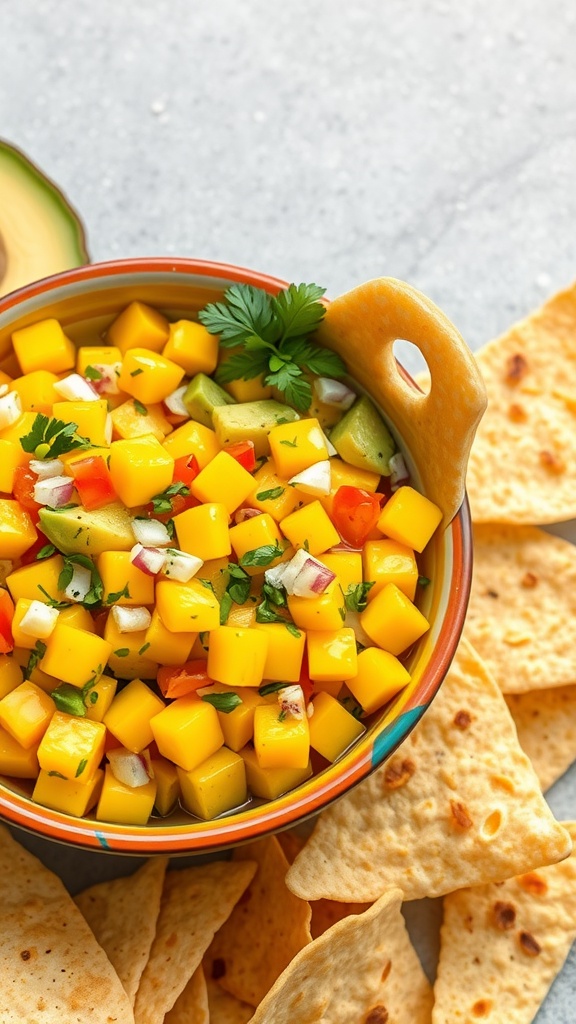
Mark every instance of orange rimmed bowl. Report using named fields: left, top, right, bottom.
left=0, top=258, right=475, bottom=854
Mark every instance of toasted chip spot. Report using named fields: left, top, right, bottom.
left=480, top=809, right=503, bottom=838
left=365, top=1006, right=389, bottom=1024
left=450, top=799, right=473, bottom=829
left=505, top=353, right=529, bottom=385
left=453, top=709, right=472, bottom=730
left=490, top=774, right=515, bottom=794
left=485, top=588, right=499, bottom=598
left=508, top=402, right=527, bottom=422
left=20, top=949, right=31, bottom=961
left=539, top=449, right=566, bottom=475
left=492, top=901, right=516, bottom=930
left=381, top=960, right=391, bottom=982
left=383, top=758, right=416, bottom=790
left=502, top=630, right=531, bottom=646
left=519, top=930, right=541, bottom=956
left=518, top=872, right=548, bottom=897
left=472, top=999, right=493, bottom=1017
left=521, top=571, right=538, bottom=588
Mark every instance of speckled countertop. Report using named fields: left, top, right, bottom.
left=1, top=1, right=576, bottom=1019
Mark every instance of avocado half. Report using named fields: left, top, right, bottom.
left=0, top=139, right=89, bottom=300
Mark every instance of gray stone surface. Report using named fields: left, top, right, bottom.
left=1, top=1, right=576, bottom=1019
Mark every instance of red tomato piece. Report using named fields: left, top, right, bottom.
left=0, top=589, right=15, bottom=654
left=69, top=455, right=117, bottom=511
left=331, top=486, right=384, bottom=548
left=157, top=659, right=211, bottom=699
left=173, top=454, right=200, bottom=487
left=224, top=440, right=256, bottom=473
left=12, top=465, right=42, bottom=515
left=18, top=530, right=53, bottom=566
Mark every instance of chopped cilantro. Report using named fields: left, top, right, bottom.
left=20, top=413, right=92, bottom=459
left=239, top=542, right=285, bottom=568
left=133, top=399, right=148, bottom=415
left=344, top=581, right=375, bottom=613
left=130, top=367, right=144, bottom=376
left=24, top=640, right=47, bottom=680
left=84, top=365, right=103, bottom=381
left=201, top=692, right=242, bottom=713
left=255, top=486, right=285, bottom=501
left=113, top=648, right=130, bottom=657
left=105, top=583, right=131, bottom=605
left=150, top=482, right=189, bottom=514
left=36, top=544, right=56, bottom=561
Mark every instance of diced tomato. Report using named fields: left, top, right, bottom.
left=12, top=465, right=42, bottom=515
left=331, top=486, right=384, bottom=548
left=0, top=589, right=15, bottom=654
left=144, top=490, right=201, bottom=523
left=69, top=455, right=117, bottom=511
left=18, top=530, right=52, bottom=566
left=173, top=454, right=200, bottom=487
left=157, top=659, right=212, bottom=699
left=223, top=440, right=256, bottom=473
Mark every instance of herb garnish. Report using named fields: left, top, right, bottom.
left=345, top=581, right=375, bottom=613
left=239, top=542, right=285, bottom=568
left=24, top=640, right=47, bottom=680
left=58, top=554, right=103, bottom=607
left=150, top=482, right=190, bottom=514
left=105, top=583, right=131, bottom=605
left=133, top=399, right=148, bottom=415
left=418, top=575, right=431, bottom=587
left=37, top=585, right=71, bottom=609
left=20, top=413, right=92, bottom=460
left=255, top=486, right=285, bottom=502
left=84, top=365, right=103, bottom=381
left=36, top=544, right=57, bottom=561
left=201, top=692, right=242, bottom=713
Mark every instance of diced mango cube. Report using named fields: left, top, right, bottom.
left=0, top=680, right=54, bottom=748
left=11, top=598, right=53, bottom=650
left=103, top=678, right=165, bottom=752
left=254, top=622, right=306, bottom=683
left=0, top=655, right=22, bottom=699
left=253, top=703, right=310, bottom=769
left=150, top=755, right=180, bottom=816
left=107, top=301, right=169, bottom=355
left=156, top=579, right=220, bottom=633
left=376, top=486, right=442, bottom=553
left=229, top=514, right=285, bottom=576
left=287, top=581, right=346, bottom=632
left=144, top=610, right=196, bottom=666
left=280, top=500, right=340, bottom=556
left=33, top=767, right=104, bottom=816
left=207, top=626, right=269, bottom=688
left=320, top=551, right=363, bottom=594
left=178, top=746, right=247, bottom=819
left=307, top=628, right=357, bottom=682
left=58, top=605, right=97, bottom=633
left=191, top=451, right=255, bottom=514
left=268, top=418, right=328, bottom=477
left=6, top=554, right=67, bottom=606
left=210, top=684, right=266, bottom=751
left=76, top=345, right=122, bottom=374
left=52, top=399, right=109, bottom=447
left=41, top=624, right=112, bottom=688
left=103, top=615, right=157, bottom=680
left=226, top=601, right=257, bottom=628
left=363, top=539, right=419, bottom=601
left=0, top=500, right=38, bottom=559
left=9, top=370, right=58, bottom=413
left=0, top=725, right=39, bottom=777
left=360, top=583, right=430, bottom=656
left=109, top=435, right=174, bottom=507
left=11, top=647, right=59, bottom=693
left=224, top=372, right=272, bottom=403
left=347, top=647, right=411, bottom=714
left=96, top=763, right=157, bottom=824
left=246, top=459, right=303, bottom=521
left=0, top=439, right=30, bottom=492
left=241, top=743, right=312, bottom=800
left=150, top=696, right=224, bottom=771
left=11, top=318, right=76, bottom=375
left=162, top=419, right=220, bottom=467
left=174, top=502, right=231, bottom=560
left=37, top=711, right=106, bottom=782
left=97, top=550, right=155, bottom=606
left=118, top=348, right=185, bottom=405
left=163, top=320, right=219, bottom=376
left=0, top=411, right=38, bottom=452
left=111, top=399, right=172, bottom=441
left=308, top=691, right=365, bottom=762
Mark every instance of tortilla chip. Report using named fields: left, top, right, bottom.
left=164, top=966, right=209, bottom=1024
left=505, top=684, right=576, bottom=792
left=248, top=888, right=433, bottom=1024
left=433, top=822, right=576, bottom=1023
left=466, top=280, right=576, bottom=523
left=317, top=277, right=487, bottom=525
left=133, top=860, right=256, bottom=1024
left=206, top=835, right=312, bottom=1007
left=0, top=823, right=135, bottom=1023
left=286, top=639, right=572, bottom=903
left=310, top=898, right=373, bottom=940
left=74, top=856, right=167, bottom=1006
left=205, top=976, right=254, bottom=1024
left=464, top=524, right=576, bottom=693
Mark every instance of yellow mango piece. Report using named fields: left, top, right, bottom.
left=174, top=502, right=231, bottom=561
left=103, top=678, right=165, bottom=752
left=307, top=628, right=357, bottom=682
left=84, top=674, right=117, bottom=723
left=33, top=766, right=104, bottom=816
left=287, top=581, right=346, bottom=632
left=37, top=711, right=106, bottom=782
left=40, top=624, right=113, bottom=688
left=226, top=601, right=257, bottom=628
left=150, top=696, right=224, bottom=771
left=0, top=439, right=29, bottom=492
left=268, top=418, right=328, bottom=478
left=376, top=485, right=442, bottom=553
left=0, top=655, right=23, bottom=699
left=0, top=500, right=37, bottom=559
left=363, top=538, right=419, bottom=601
left=241, top=743, right=312, bottom=800
left=178, top=746, right=247, bottom=820
left=229, top=514, right=285, bottom=576
left=207, top=626, right=269, bottom=688
left=320, top=551, right=363, bottom=594
left=107, top=301, right=169, bottom=355
left=191, top=451, right=255, bottom=514
left=9, top=370, right=58, bottom=413
left=118, top=348, right=185, bottom=405
left=194, top=556, right=229, bottom=600
left=224, top=372, right=272, bottom=403
left=347, top=647, right=411, bottom=714
left=11, top=318, right=76, bottom=375
left=163, top=320, right=219, bottom=376
left=11, top=647, right=59, bottom=694
left=254, top=622, right=306, bottom=683
left=58, top=605, right=97, bottom=632
left=104, top=611, right=158, bottom=680
left=111, top=399, right=172, bottom=441
left=150, top=754, right=180, bottom=816
left=97, top=550, right=155, bottom=606
left=144, top=610, right=196, bottom=666
left=76, top=345, right=122, bottom=374
left=280, top=500, right=340, bottom=556
left=0, top=725, right=39, bottom=777
left=52, top=398, right=109, bottom=447
left=360, top=583, right=430, bottom=656
left=247, top=459, right=303, bottom=521
left=0, top=411, right=37, bottom=453
left=162, top=419, right=220, bottom=467
left=155, top=579, right=220, bottom=633
left=96, top=763, right=157, bottom=825
left=253, top=703, right=310, bottom=769
left=308, top=690, right=365, bottom=763
left=210, top=684, right=266, bottom=751
left=6, top=554, right=67, bottom=606
left=109, top=435, right=174, bottom=507
left=320, top=459, right=381, bottom=517
left=0, top=680, right=54, bottom=748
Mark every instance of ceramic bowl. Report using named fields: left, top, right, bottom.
left=0, top=258, right=473, bottom=853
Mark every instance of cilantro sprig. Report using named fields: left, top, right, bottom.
left=20, top=413, right=92, bottom=460
left=58, top=554, right=103, bottom=607
left=150, top=482, right=190, bottom=514
left=199, top=282, right=346, bottom=412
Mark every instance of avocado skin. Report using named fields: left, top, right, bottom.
left=212, top=400, right=299, bottom=458
left=38, top=503, right=135, bottom=556
left=329, top=396, right=396, bottom=476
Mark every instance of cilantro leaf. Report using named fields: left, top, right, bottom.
left=345, top=581, right=375, bottom=613
left=271, top=283, right=326, bottom=342
left=255, top=486, right=284, bottom=501
left=239, top=543, right=285, bottom=568
left=215, top=348, right=270, bottom=385
left=219, top=591, right=233, bottom=625
left=105, top=583, right=131, bottom=604
left=58, top=554, right=103, bottom=607
left=51, top=683, right=87, bottom=717
left=84, top=365, right=103, bottom=381
left=24, top=640, right=47, bottom=680
left=150, top=482, right=190, bottom=514
left=198, top=284, right=274, bottom=347
left=36, top=544, right=56, bottom=561
left=201, top=691, right=243, bottom=713
left=20, top=413, right=91, bottom=459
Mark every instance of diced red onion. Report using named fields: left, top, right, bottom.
left=313, top=376, right=356, bottom=410
left=111, top=605, right=152, bottom=632
left=289, top=460, right=331, bottom=496
left=131, top=518, right=172, bottom=547
left=19, top=600, right=60, bottom=639
left=0, top=391, right=22, bottom=429
left=53, top=373, right=100, bottom=402
left=29, top=458, right=65, bottom=480
left=291, top=557, right=336, bottom=597
left=389, top=452, right=410, bottom=490
left=33, top=475, right=74, bottom=508
left=130, top=543, right=167, bottom=576
left=234, top=507, right=263, bottom=525
left=162, top=548, right=204, bottom=583
left=65, top=564, right=93, bottom=603
left=86, top=363, right=121, bottom=396
left=164, top=384, right=188, bottom=416
left=277, top=684, right=306, bottom=720
left=107, top=748, right=153, bottom=788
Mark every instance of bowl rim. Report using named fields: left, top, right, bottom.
left=0, top=257, right=473, bottom=854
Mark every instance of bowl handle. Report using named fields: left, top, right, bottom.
left=317, top=277, right=487, bottom=525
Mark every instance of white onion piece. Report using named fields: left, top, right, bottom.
left=264, top=561, right=291, bottom=589
left=18, top=600, right=59, bottom=639
left=234, top=507, right=263, bottom=525
left=33, top=475, right=74, bottom=508
left=65, top=564, right=93, bottom=603
left=277, top=684, right=305, bottom=720
left=322, top=430, right=337, bottom=457
left=29, top=458, right=65, bottom=480
left=313, top=376, right=356, bottom=410
left=289, top=459, right=331, bottom=497
left=0, top=391, right=22, bottom=429
left=107, top=748, right=153, bottom=788
left=86, top=363, right=121, bottom=395
left=53, top=373, right=100, bottom=402
left=130, top=543, right=167, bottom=576
left=164, top=384, right=188, bottom=416
left=291, top=557, right=336, bottom=597
left=131, top=518, right=172, bottom=547
left=111, top=605, right=152, bottom=633
left=162, top=548, right=203, bottom=582
left=389, top=451, right=410, bottom=490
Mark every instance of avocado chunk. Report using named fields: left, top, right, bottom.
left=183, top=373, right=236, bottom=429
left=0, top=141, right=88, bottom=300
left=213, top=400, right=300, bottom=458
left=39, top=503, right=135, bottom=556
left=329, top=395, right=396, bottom=476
